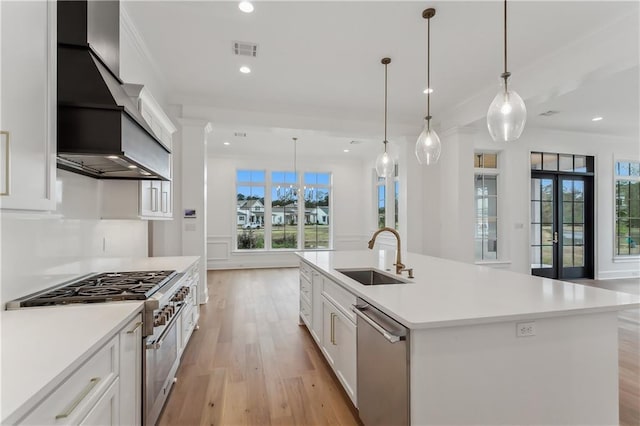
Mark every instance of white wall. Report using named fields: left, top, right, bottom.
left=206, top=153, right=368, bottom=269
left=0, top=170, right=148, bottom=305
left=410, top=125, right=640, bottom=279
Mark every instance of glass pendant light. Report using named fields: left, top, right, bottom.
left=375, top=58, right=395, bottom=178
left=415, top=8, right=441, bottom=166
left=487, top=0, right=526, bottom=142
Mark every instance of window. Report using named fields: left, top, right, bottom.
left=615, top=160, right=640, bottom=256
left=271, top=171, right=298, bottom=249
left=303, top=172, right=331, bottom=249
left=235, top=169, right=332, bottom=251
left=475, top=153, right=499, bottom=261
left=236, top=170, right=265, bottom=249
left=394, top=164, right=399, bottom=230
left=376, top=176, right=386, bottom=228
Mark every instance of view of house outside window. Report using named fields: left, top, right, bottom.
left=236, top=169, right=332, bottom=251
left=474, top=153, right=499, bottom=261
left=615, top=160, right=640, bottom=256
left=271, top=171, right=298, bottom=249
left=236, top=170, right=266, bottom=249
left=303, top=172, right=331, bottom=249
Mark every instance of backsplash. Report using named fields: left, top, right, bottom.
left=0, top=171, right=148, bottom=305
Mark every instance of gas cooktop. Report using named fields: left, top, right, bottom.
left=7, top=270, right=178, bottom=308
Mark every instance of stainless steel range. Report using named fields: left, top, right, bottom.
left=6, top=269, right=194, bottom=426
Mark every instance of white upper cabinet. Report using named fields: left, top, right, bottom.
left=0, top=0, right=56, bottom=211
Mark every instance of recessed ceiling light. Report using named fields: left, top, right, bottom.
left=591, top=116, right=603, bottom=122
left=239, top=66, right=251, bottom=74
left=423, top=87, right=434, bottom=94
left=238, top=1, right=254, bottom=13
left=343, top=149, right=350, bottom=153
left=128, top=165, right=137, bottom=169
left=223, top=141, right=230, bottom=146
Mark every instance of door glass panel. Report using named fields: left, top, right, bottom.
left=531, top=224, right=541, bottom=245
left=541, top=246, right=553, bottom=268
left=541, top=179, right=553, bottom=201
left=562, top=180, right=573, bottom=201
left=574, top=156, right=587, bottom=172
left=574, top=246, right=584, bottom=267
left=541, top=202, right=553, bottom=223
left=563, top=245, right=573, bottom=267
left=563, top=225, right=574, bottom=245
left=531, top=201, right=541, bottom=222
left=542, top=225, right=553, bottom=244
left=531, top=247, right=541, bottom=268
left=562, top=202, right=573, bottom=223
left=574, top=224, right=584, bottom=245
left=573, top=181, right=584, bottom=201
left=574, top=202, right=584, bottom=223
left=531, top=178, right=541, bottom=199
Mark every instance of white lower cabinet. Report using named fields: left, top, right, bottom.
left=16, top=313, right=142, bottom=425
left=322, top=296, right=357, bottom=406
left=119, top=315, right=143, bottom=426
left=299, top=260, right=357, bottom=408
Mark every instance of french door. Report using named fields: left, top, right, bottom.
left=530, top=173, right=594, bottom=279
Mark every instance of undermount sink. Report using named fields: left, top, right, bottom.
left=336, top=268, right=408, bottom=286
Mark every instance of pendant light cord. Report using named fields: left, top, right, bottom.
left=293, top=137, right=297, bottom=191
left=384, top=61, right=388, bottom=152
left=426, top=13, right=431, bottom=130
left=503, top=0, right=509, bottom=92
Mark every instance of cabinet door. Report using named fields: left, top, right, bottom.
left=322, top=300, right=339, bottom=368
left=139, top=181, right=162, bottom=217
left=334, top=309, right=357, bottom=405
left=311, top=272, right=323, bottom=344
left=160, top=181, right=172, bottom=216
left=79, top=379, right=120, bottom=426
left=0, top=0, right=56, bottom=211
left=119, top=315, right=142, bottom=426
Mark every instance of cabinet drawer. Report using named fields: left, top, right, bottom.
left=20, top=336, right=119, bottom=425
left=322, top=278, right=356, bottom=324
left=300, top=276, right=312, bottom=304
left=300, top=298, right=312, bottom=328
left=299, top=261, right=313, bottom=281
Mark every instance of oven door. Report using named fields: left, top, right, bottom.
left=145, top=307, right=182, bottom=426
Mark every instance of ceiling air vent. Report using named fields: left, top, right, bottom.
left=234, top=132, right=247, bottom=137
left=232, top=41, right=258, bottom=58
left=539, top=110, right=560, bottom=117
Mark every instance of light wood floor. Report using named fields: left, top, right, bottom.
left=158, top=268, right=359, bottom=426
left=159, top=270, right=640, bottom=426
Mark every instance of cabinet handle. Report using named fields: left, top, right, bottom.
left=330, top=313, right=336, bottom=345
left=151, top=187, right=159, bottom=212
left=161, top=191, right=169, bottom=213
left=126, top=321, right=143, bottom=334
left=0, top=131, right=10, bottom=196
left=55, top=377, right=101, bottom=419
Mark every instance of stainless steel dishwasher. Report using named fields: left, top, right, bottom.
left=352, top=298, right=409, bottom=426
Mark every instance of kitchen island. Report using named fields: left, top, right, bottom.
left=297, top=250, right=640, bottom=425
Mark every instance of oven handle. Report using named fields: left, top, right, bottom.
left=146, top=304, right=183, bottom=350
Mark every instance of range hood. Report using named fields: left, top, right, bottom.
left=57, top=0, right=171, bottom=180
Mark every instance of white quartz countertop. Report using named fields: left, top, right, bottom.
left=1, top=302, right=144, bottom=423
left=297, top=250, right=640, bottom=329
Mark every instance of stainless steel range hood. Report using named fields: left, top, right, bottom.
left=57, top=0, right=171, bottom=180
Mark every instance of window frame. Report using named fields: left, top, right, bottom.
left=234, top=168, right=333, bottom=252
left=474, top=152, right=500, bottom=262
left=614, top=158, right=640, bottom=258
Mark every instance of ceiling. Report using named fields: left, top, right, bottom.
left=123, top=1, right=639, bottom=157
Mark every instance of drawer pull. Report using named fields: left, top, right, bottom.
left=55, top=377, right=100, bottom=419
left=0, top=130, right=9, bottom=196
left=126, top=321, right=143, bottom=334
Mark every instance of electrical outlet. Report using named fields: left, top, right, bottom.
left=516, top=321, right=536, bottom=337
